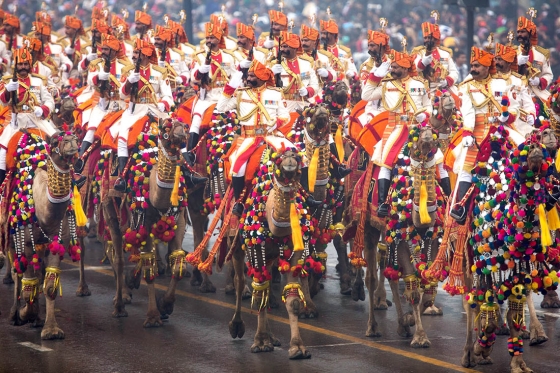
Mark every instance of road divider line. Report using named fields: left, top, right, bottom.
left=18, top=342, right=53, bottom=352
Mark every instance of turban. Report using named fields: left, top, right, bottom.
left=91, top=19, right=110, bottom=34
left=300, top=25, right=319, bottom=41
left=92, top=6, right=109, bottom=22
left=495, top=42, right=518, bottom=72
left=421, top=22, right=441, bottom=40
left=471, top=46, right=496, bottom=74
left=13, top=47, right=32, bottom=64
left=210, top=14, right=229, bottom=36
left=279, top=31, right=302, bottom=51
left=135, top=39, right=158, bottom=64
left=236, top=22, right=255, bottom=41
left=35, top=11, right=51, bottom=25
left=269, top=10, right=287, bottom=26
left=250, top=60, right=274, bottom=86
left=135, top=10, right=152, bottom=28
left=101, top=33, right=121, bottom=51
left=320, top=20, right=338, bottom=34
left=65, top=16, right=85, bottom=35
left=24, top=37, right=42, bottom=52
left=155, top=25, right=175, bottom=47
left=0, top=10, right=4, bottom=20
left=517, top=16, right=538, bottom=46
left=32, top=21, right=51, bottom=36
left=368, top=30, right=390, bottom=53
left=168, top=20, right=188, bottom=44
left=389, top=50, right=417, bottom=76
left=111, top=16, right=131, bottom=40
left=205, top=22, right=226, bottom=49
left=4, top=14, right=20, bottom=34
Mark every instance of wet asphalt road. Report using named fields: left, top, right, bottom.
left=0, top=227, right=559, bottom=373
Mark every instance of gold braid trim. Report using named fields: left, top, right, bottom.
left=282, top=282, right=306, bottom=307
left=44, top=267, right=62, bottom=298
left=47, top=158, right=72, bottom=199
left=140, top=251, right=157, bottom=282
left=304, top=136, right=330, bottom=183
left=251, top=280, right=270, bottom=311
left=21, top=277, right=40, bottom=304
left=157, top=146, right=178, bottom=184
left=169, top=250, right=186, bottom=279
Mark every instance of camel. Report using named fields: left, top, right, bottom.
left=6, top=131, right=81, bottom=339
left=229, top=147, right=312, bottom=359
left=102, top=117, right=189, bottom=326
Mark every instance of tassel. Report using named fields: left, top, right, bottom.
left=419, top=180, right=431, bottom=224
left=308, top=148, right=319, bottom=193
left=547, top=206, right=560, bottom=231
left=73, top=185, right=87, bottom=227
left=556, top=151, right=560, bottom=173
left=335, top=125, right=344, bottom=162
left=290, top=203, right=304, bottom=251
left=538, top=203, right=552, bottom=247
left=170, top=165, right=181, bottom=206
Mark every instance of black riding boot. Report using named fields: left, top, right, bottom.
left=113, top=157, right=129, bottom=192
left=232, top=176, right=246, bottom=217
left=450, top=181, right=472, bottom=225
left=181, top=151, right=208, bottom=188
left=185, top=132, right=200, bottom=166
left=74, top=140, right=92, bottom=173
left=0, top=169, right=6, bottom=186
left=300, top=167, right=323, bottom=207
left=377, top=178, right=391, bottom=217
left=439, top=177, right=452, bottom=197
left=330, top=155, right=352, bottom=179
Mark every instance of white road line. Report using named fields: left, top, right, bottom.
left=381, top=336, right=455, bottom=343
left=307, top=342, right=360, bottom=348
left=18, top=342, right=53, bottom=352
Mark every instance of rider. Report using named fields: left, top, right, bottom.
left=232, top=21, right=267, bottom=73
left=60, top=15, right=87, bottom=73
left=319, top=17, right=358, bottom=83
left=27, top=37, right=59, bottom=97
left=153, top=25, right=190, bottom=88
left=32, top=21, right=73, bottom=87
left=300, top=24, right=335, bottom=90
left=258, top=9, right=288, bottom=53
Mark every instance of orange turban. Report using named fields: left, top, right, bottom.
left=4, top=14, right=20, bottom=34
left=471, top=46, right=496, bottom=74
left=35, top=11, right=51, bottom=25
left=210, top=14, right=229, bottom=36
left=368, top=30, right=391, bottom=53
left=135, top=10, right=152, bottom=28
left=32, top=21, right=51, bottom=36
left=300, top=25, right=319, bottom=41
left=65, top=16, right=85, bottom=35
left=155, top=25, right=175, bottom=47
left=421, top=22, right=441, bottom=40
left=390, top=50, right=416, bottom=69
left=92, top=19, right=110, bottom=34
left=250, top=60, right=274, bottom=86
left=279, top=31, right=301, bottom=50
left=236, top=22, right=255, bottom=41
left=135, top=39, right=158, bottom=64
left=13, top=47, right=32, bottom=64
left=517, top=16, right=538, bottom=46
left=25, top=37, right=42, bottom=52
left=0, top=10, right=5, bottom=20
left=92, top=6, right=109, bottom=22
left=168, top=20, right=188, bottom=44
left=111, top=15, right=130, bottom=40
left=269, top=10, right=287, bottom=26
left=205, top=21, right=226, bottom=49
left=320, top=19, right=339, bottom=34
left=495, top=42, right=518, bottom=72
left=101, top=33, right=121, bottom=51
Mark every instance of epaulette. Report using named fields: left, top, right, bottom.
left=267, top=86, right=284, bottom=92
left=42, top=58, right=58, bottom=73
left=124, top=40, right=135, bottom=47
left=511, top=71, right=526, bottom=80
left=360, top=58, right=374, bottom=72
left=439, top=46, right=454, bottom=57
left=222, top=49, right=236, bottom=59
left=458, top=77, right=473, bottom=87
left=121, top=64, right=135, bottom=75
left=534, top=45, right=550, bottom=60
left=318, top=49, right=334, bottom=59
left=2, top=76, right=12, bottom=82
left=411, top=46, right=426, bottom=55
left=226, top=35, right=238, bottom=43
left=31, top=73, right=47, bottom=85
left=57, top=38, right=69, bottom=48
left=195, top=50, right=207, bottom=57
left=258, top=32, right=270, bottom=40
left=80, top=41, right=92, bottom=53
left=88, top=58, right=104, bottom=67
left=118, top=58, right=133, bottom=66
left=338, top=44, right=352, bottom=55
left=255, top=47, right=270, bottom=55
left=171, top=47, right=186, bottom=58
left=299, top=54, right=314, bottom=64
left=152, top=64, right=168, bottom=77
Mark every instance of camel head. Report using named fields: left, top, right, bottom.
left=174, top=85, right=197, bottom=106
left=515, top=135, right=552, bottom=181
left=349, top=77, right=362, bottom=106
left=410, top=124, right=438, bottom=161
left=322, top=80, right=349, bottom=115
left=303, top=105, right=330, bottom=143
left=273, top=147, right=303, bottom=186
left=49, top=130, right=79, bottom=169
left=52, top=97, right=77, bottom=130
left=430, top=91, right=457, bottom=135
left=538, top=126, right=558, bottom=155
left=526, top=144, right=544, bottom=176
left=159, top=117, right=187, bottom=155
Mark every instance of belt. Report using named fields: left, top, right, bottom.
left=136, top=97, right=156, bottom=104
left=15, top=104, right=35, bottom=113
left=242, top=127, right=266, bottom=136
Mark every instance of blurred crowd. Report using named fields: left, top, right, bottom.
left=8, top=0, right=560, bottom=79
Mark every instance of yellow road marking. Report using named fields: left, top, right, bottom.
left=64, top=261, right=477, bottom=372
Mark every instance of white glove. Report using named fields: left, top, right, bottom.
left=271, top=64, right=284, bottom=75
left=158, top=61, right=166, bottom=68
left=527, top=114, right=535, bottom=125
left=463, top=135, right=474, bottom=147
left=415, top=113, right=427, bottom=123
left=299, top=87, right=309, bottom=97
left=175, top=76, right=184, bottom=84
left=263, top=39, right=275, bottom=49
left=374, top=61, right=391, bottom=78
left=239, top=59, right=252, bottom=69
left=421, top=54, right=433, bottom=66
left=86, top=53, right=98, bottom=61
left=228, top=71, right=244, bottom=89
left=34, top=107, right=43, bottom=118
left=5, top=50, right=12, bottom=59
left=198, top=64, right=211, bottom=74
left=529, top=77, right=540, bottom=86
left=346, top=70, right=356, bottom=79
left=317, top=68, right=329, bottom=78
left=498, top=114, right=509, bottom=123
left=65, top=47, right=75, bottom=55
left=517, top=55, right=529, bottom=66
left=439, top=79, right=448, bottom=88
left=157, top=102, right=166, bottom=112
left=98, top=71, right=110, bottom=81
left=5, top=80, right=18, bottom=92
left=127, top=72, right=141, bottom=84
left=60, top=64, right=68, bottom=72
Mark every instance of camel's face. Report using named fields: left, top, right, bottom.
left=540, top=128, right=558, bottom=154
left=527, top=145, right=544, bottom=175
left=160, top=119, right=187, bottom=150
left=417, top=126, right=436, bottom=157
left=52, top=133, right=79, bottom=161
left=307, top=106, right=330, bottom=140
left=53, top=97, right=76, bottom=128
left=440, top=92, right=455, bottom=112
left=332, top=81, right=349, bottom=108
left=277, top=150, right=300, bottom=182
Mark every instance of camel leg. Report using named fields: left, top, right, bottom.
left=141, top=244, right=163, bottom=328
left=364, top=226, right=381, bottom=337
left=41, top=253, right=64, bottom=339
left=285, top=253, right=310, bottom=360
left=104, top=200, right=127, bottom=317
left=409, top=292, right=430, bottom=348
left=298, top=271, right=318, bottom=319
left=75, top=235, right=91, bottom=296
left=106, top=239, right=133, bottom=304
left=189, top=206, right=208, bottom=288
left=373, top=236, right=391, bottom=310
left=472, top=304, right=496, bottom=365
left=334, top=234, right=351, bottom=295
left=251, top=261, right=276, bottom=353
left=197, top=247, right=217, bottom=293
left=540, top=289, right=560, bottom=308
left=224, top=260, right=235, bottom=294
left=508, top=300, right=534, bottom=373
left=228, top=246, right=246, bottom=339
left=3, top=253, right=14, bottom=284
left=526, top=292, right=548, bottom=345
left=389, top=279, right=413, bottom=337
left=461, top=292, right=477, bottom=368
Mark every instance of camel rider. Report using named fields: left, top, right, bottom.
left=269, top=31, right=319, bottom=113
left=167, top=19, right=197, bottom=70
left=232, top=22, right=267, bottom=74
left=75, top=34, right=132, bottom=167
left=2, top=13, right=24, bottom=52
left=300, top=24, right=335, bottom=89
left=412, top=15, right=459, bottom=94
left=27, top=37, right=59, bottom=97
left=0, top=11, right=11, bottom=72
left=516, top=13, right=554, bottom=108
left=0, top=48, right=57, bottom=185
left=153, top=25, right=190, bottom=88
left=111, top=15, right=134, bottom=60
left=59, top=15, right=87, bottom=73
left=258, top=9, right=288, bottom=54
left=216, top=61, right=320, bottom=216
left=319, top=16, right=358, bottom=83
left=112, top=40, right=206, bottom=192
left=199, top=14, right=238, bottom=51
left=133, top=10, right=153, bottom=43
left=494, top=41, right=536, bottom=138
left=361, top=48, right=444, bottom=217
left=32, top=21, right=73, bottom=87
left=186, top=20, right=236, bottom=162
left=449, top=47, right=524, bottom=224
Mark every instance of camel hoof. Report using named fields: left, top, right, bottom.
left=411, top=335, right=431, bottom=348
left=299, top=307, right=318, bottom=319
left=373, top=297, right=389, bottom=310
left=476, top=357, right=493, bottom=365
left=365, top=326, right=382, bottom=338
left=3, top=275, right=14, bottom=284
left=41, top=326, right=65, bottom=340
left=224, top=284, right=235, bottom=295
left=271, top=336, right=281, bottom=346
left=288, top=347, right=311, bottom=360
left=241, top=286, right=252, bottom=300
left=157, top=294, right=175, bottom=318
left=199, top=280, right=216, bottom=293
left=351, top=279, right=365, bottom=302
left=495, top=324, right=510, bottom=335
left=143, top=316, right=163, bottom=328
left=122, top=292, right=132, bottom=304
left=31, top=318, right=45, bottom=328
left=228, top=320, right=245, bottom=339
left=125, top=270, right=141, bottom=290
left=112, top=309, right=128, bottom=318
left=340, top=280, right=352, bottom=296
left=529, top=335, right=548, bottom=346
left=520, top=329, right=530, bottom=340
left=423, top=305, right=443, bottom=316
left=251, top=343, right=274, bottom=353
left=462, top=348, right=477, bottom=368
left=540, top=298, right=560, bottom=308
left=75, top=285, right=91, bottom=297
left=190, top=269, right=203, bottom=287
